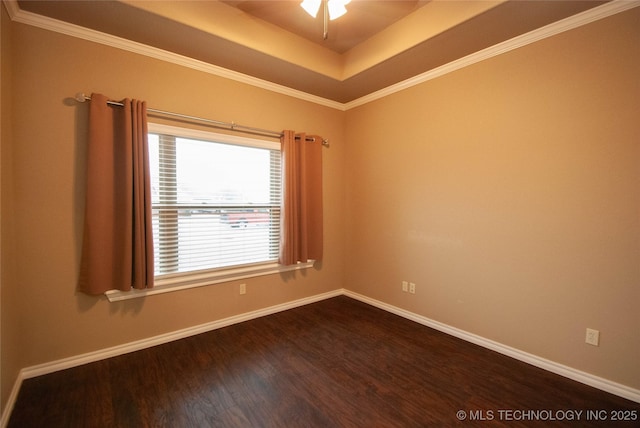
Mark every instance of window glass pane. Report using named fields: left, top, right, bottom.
left=149, top=131, right=281, bottom=276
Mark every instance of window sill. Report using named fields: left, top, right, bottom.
left=104, top=261, right=315, bottom=302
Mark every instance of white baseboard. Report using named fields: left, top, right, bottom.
left=3, top=288, right=638, bottom=427
left=23, top=289, right=343, bottom=380
left=343, top=290, right=640, bottom=404
left=0, top=289, right=342, bottom=427
left=0, top=376, right=22, bottom=428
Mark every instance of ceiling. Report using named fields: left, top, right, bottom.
left=16, top=0, right=609, bottom=104
left=220, top=0, right=431, bottom=54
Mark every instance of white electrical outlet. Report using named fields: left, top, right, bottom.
left=409, top=282, right=416, bottom=294
left=239, top=283, right=246, bottom=295
left=402, top=281, right=408, bottom=292
left=585, top=328, right=599, bottom=346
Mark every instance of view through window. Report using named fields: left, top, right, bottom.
left=148, top=125, right=281, bottom=277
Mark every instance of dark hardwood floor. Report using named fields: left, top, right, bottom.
left=9, top=296, right=640, bottom=427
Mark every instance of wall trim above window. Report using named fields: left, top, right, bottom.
left=105, top=260, right=315, bottom=302
left=148, top=123, right=280, bottom=150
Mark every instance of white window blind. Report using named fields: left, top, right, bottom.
left=148, top=124, right=281, bottom=277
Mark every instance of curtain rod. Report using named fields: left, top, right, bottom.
left=74, top=93, right=329, bottom=147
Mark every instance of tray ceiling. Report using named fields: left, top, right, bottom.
left=220, top=0, right=431, bottom=54
left=16, top=0, right=609, bottom=104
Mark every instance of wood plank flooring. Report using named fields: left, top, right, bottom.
left=8, top=296, right=640, bottom=427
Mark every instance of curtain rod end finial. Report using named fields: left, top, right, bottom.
left=75, top=92, right=88, bottom=103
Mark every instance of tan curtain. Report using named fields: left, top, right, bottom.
left=78, top=93, right=154, bottom=295
left=280, top=130, right=323, bottom=265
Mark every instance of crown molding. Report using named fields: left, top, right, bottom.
left=3, top=0, right=346, bottom=111
left=345, top=0, right=640, bottom=110
left=4, top=0, right=639, bottom=111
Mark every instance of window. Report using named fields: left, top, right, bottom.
left=148, top=124, right=281, bottom=279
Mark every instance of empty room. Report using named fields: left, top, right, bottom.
left=1, top=0, right=639, bottom=426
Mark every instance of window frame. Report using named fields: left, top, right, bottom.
left=105, top=123, right=314, bottom=302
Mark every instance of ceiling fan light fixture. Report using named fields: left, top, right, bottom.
left=301, top=0, right=350, bottom=20
left=301, top=0, right=351, bottom=40
left=301, top=0, right=322, bottom=18
left=328, top=0, right=350, bottom=20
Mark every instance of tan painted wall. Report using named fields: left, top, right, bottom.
left=2, top=3, right=639, bottom=413
left=1, top=4, right=20, bottom=412
left=345, top=8, right=640, bottom=389
left=2, top=18, right=345, bottom=408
